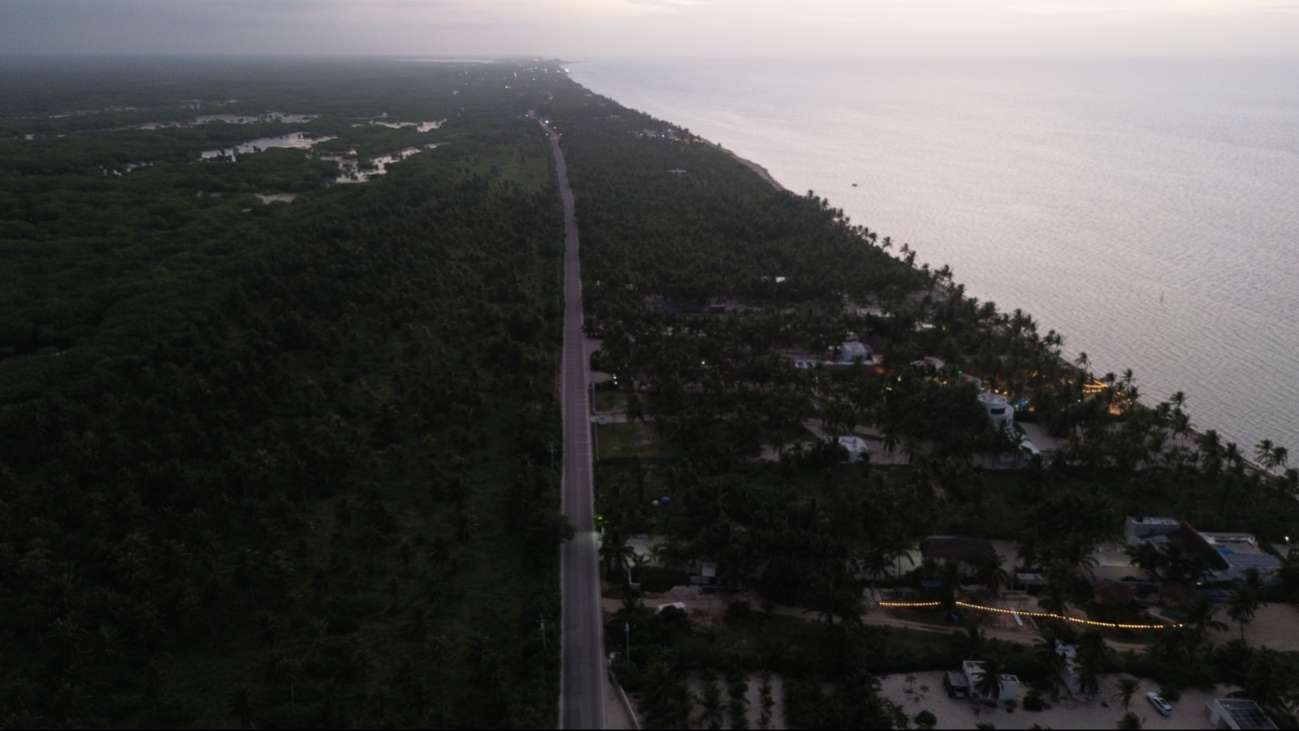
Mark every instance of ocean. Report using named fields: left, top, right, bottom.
left=567, top=58, right=1299, bottom=458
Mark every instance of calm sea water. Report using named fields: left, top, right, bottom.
left=567, top=59, right=1299, bottom=457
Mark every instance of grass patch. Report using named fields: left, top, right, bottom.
left=594, top=388, right=625, bottom=413
left=596, top=421, right=678, bottom=460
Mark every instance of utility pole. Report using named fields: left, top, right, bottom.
left=590, top=379, right=599, bottom=460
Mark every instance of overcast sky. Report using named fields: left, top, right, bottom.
left=2, top=0, right=1297, bottom=58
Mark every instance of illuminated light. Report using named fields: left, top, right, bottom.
left=876, top=600, right=1180, bottom=630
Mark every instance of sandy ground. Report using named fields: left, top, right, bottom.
left=682, top=673, right=788, bottom=730
left=1206, top=602, right=1299, bottom=651
left=879, top=671, right=1230, bottom=730
left=606, top=674, right=638, bottom=730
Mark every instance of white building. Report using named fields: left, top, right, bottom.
left=831, top=436, right=869, bottom=463
left=1054, top=642, right=1087, bottom=698
left=978, top=392, right=1015, bottom=430
left=951, top=660, right=1019, bottom=702
left=1124, top=516, right=1181, bottom=545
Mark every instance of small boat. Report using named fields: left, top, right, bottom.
left=852, top=183, right=858, bottom=187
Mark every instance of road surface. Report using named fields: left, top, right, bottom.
left=543, top=118, right=607, bottom=730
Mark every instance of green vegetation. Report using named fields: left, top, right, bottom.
left=0, top=58, right=570, bottom=728
left=540, top=63, right=1299, bottom=727
left=7, top=53, right=1299, bottom=728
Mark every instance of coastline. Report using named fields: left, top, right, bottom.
left=711, top=137, right=1277, bottom=477
left=704, top=139, right=788, bottom=193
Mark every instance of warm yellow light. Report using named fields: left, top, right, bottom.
left=876, top=600, right=1179, bottom=630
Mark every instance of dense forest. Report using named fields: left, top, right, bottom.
left=6, top=55, right=1299, bottom=729
left=539, top=71, right=1299, bottom=728
left=0, top=59, right=571, bottom=728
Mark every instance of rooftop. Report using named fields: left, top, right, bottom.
left=1215, top=698, right=1278, bottom=730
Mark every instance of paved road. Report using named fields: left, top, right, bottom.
left=542, top=119, right=606, bottom=730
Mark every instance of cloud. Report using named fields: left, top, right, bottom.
left=1005, top=0, right=1299, bottom=14
left=622, top=0, right=713, bottom=8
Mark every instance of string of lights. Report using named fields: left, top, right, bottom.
left=876, top=600, right=1183, bottom=630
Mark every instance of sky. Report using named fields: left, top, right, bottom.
left=1, top=0, right=1297, bottom=58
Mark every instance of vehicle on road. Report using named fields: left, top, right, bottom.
left=1147, top=691, right=1173, bottom=717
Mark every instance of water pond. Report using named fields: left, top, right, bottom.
left=200, top=133, right=336, bottom=161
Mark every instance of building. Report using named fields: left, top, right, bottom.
left=1124, top=517, right=1283, bottom=583
left=831, top=435, right=869, bottom=463
left=1124, top=516, right=1181, bottom=544
left=838, top=340, right=872, bottom=364
left=1053, top=642, right=1088, bottom=698
left=978, top=392, right=1014, bottom=430
left=943, top=660, right=1019, bottom=702
left=1210, top=698, right=1278, bottom=730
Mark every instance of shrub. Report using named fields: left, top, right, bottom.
left=726, top=600, right=753, bottom=625
left=1159, top=683, right=1181, bottom=702
left=915, top=710, right=937, bottom=729
left=1022, top=694, right=1045, bottom=712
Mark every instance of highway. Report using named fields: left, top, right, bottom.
left=543, top=118, right=607, bottom=730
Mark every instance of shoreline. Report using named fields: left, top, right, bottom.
left=704, top=139, right=789, bottom=193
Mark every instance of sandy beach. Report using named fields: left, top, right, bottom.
left=879, top=671, right=1231, bottom=730
left=703, top=139, right=789, bottom=193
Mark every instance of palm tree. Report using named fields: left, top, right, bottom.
left=1184, top=597, right=1229, bottom=644
left=1227, top=582, right=1260, bottom=642
left=1076, top=630, right=1107, bottom=699
left=264, top=651, right=301, bottom=706
left=952, top=625, right=985, bottom=661
left=974, top=551, right=1010, bottom=598
left=1256, top=439, right=1289, bottom=472
left=973, top=657, right=1006, bottom=701
left=1226, top=571, right=1257, bottom=641
left=1113, top=677, right=1140, bottom=710
left=699, top=669, right=724, bottom=730
left=1034, top=628, right=1068, bottom=686
left=599, top=532, right=636, bottom=581
left=227, top=684, right=257, bottom=730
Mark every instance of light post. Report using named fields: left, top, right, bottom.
left=539, top=615, right=547, bottom=651
left=624, top=622, right=630, bottom=658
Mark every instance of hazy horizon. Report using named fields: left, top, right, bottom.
left=3, top=1, right=1298, bottom=59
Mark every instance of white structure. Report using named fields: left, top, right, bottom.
left=978, top=392, right=1015, bottom=430
left=911, top=356, right=945, bottom=370
left=1054, top=642, right=1087, bottom=698
left=962, top=660, right=1019, bottom=702
left=1124, top=516, right=1181, bottom=545
left=1210, top=698, right=1277, bottom=730
left=831, top=436, right=869, bottom=463
left=838, top=340, right=872, bottom=364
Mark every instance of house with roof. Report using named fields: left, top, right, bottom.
left=1210, top=698, right=1278, bottom=730
left=1123, top=516, right=1282, bottom=584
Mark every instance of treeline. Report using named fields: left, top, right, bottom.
left=0, top=61, right=568, bottom=728
left=542, top=71, right=1299, bottom=728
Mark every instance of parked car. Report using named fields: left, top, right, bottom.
left=1147, top=691, right=1173, bottom=717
